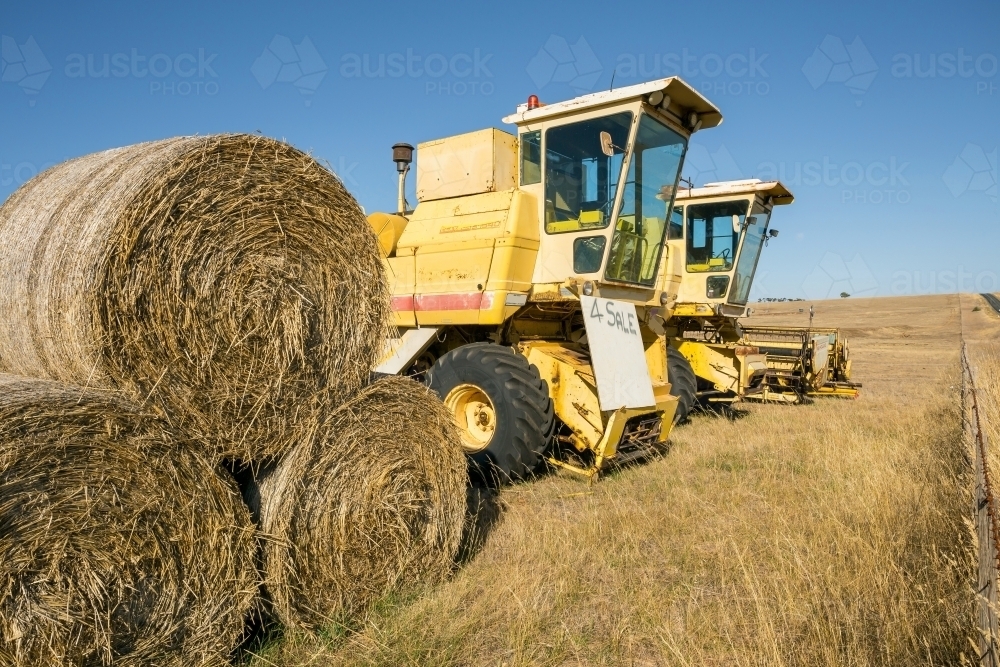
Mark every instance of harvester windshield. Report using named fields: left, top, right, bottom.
left=607, top=113, right=687, bottom=285
left=542, top=111, right=686, bottom=285
left=729, top=203, right=771, bottom=305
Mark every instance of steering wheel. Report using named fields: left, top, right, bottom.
left=713, top=248, right=731, bottom=261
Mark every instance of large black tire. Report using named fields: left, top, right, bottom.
left=668, top=346, right=697, bottom=424
left=426, top=343, right=554, bottom=484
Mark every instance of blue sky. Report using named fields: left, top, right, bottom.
left=2, top=0, right=997, bottom=300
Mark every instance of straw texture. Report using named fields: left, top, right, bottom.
left=254, top=376, right=467, bottom=631
left=0, top=134, right=389, bottom=460
left=0, top=374, right=258, bottom=665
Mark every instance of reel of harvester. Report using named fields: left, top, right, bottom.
left=739, top=326, right=861, bottom=401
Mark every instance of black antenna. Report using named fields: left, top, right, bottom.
left=609, top=67, right=617, bottom=92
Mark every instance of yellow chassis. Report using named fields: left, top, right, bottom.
left=520, top=339, right=677, bottom=481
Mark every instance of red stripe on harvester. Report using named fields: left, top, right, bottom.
left=391, top=295, right=415, bottom=311
left=393, top=291, right=497, bottom=311
left=414, top=292, right=483, bottom=311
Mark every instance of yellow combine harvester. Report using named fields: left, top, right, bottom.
left=370, top=77, right=722, bottom=481
left=662, top=179, right=860, bottom=416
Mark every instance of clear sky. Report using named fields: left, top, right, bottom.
left=3, top=0, right=997, bottom=300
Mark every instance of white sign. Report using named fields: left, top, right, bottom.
left=580, top=296, right=656, bottom=411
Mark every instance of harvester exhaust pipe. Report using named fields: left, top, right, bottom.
left=392, top=142, right=414, bottom=215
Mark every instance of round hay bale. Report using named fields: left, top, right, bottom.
left=0, top=374, right=258, bottom=666
left=256, top=376, right=467, bottom=631
left=0, top=134, right=389, bottom=460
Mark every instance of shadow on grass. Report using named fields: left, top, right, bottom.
left=456, top=481, right=505, bottom=565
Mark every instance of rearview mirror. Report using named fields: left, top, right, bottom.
left=600, top=131, right=614, bottom=157
left=731, top=214, right=741, bottom=234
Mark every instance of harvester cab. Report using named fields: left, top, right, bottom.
left=669, top=179, right=792, bottom=320
left=370, top=77, right=723, bottom=482
left=660, top=180, right=860, bottom=412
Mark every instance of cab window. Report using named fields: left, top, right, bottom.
left=543, top=112, right=632, bottom=234
left=668, top=206, right=684, bottom=239
left=520, top=130, right=541, bottom=185
left=685, top=200, right=748, bottom=273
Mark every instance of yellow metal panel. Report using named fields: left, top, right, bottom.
left=675, top=339, right=740, bottom=394
left=521, top=342, right=603, bottom=452
left=398, top=190, right=515, bottom=248
left=672, top=302, right=716, bottom=317
left=652, top=384, right=678, bottom=442
left=413, top=310, right=476, bottom=326
left=415, top=241, right=493, bottom=292
left=644, top=336, right=668, bottom=384
left=392, top=311, right=415, bottom=328
left=367, top=212, right=408, bottom=257
left=386, top=255, right=415, bottom=327
left=503, top=189, right=539, bottom=241
left=486, top=245, right=537, bottom=292
left=416, top=128, right=517, bottom=202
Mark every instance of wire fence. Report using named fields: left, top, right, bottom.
left=964, top=341, right=999, bottom=665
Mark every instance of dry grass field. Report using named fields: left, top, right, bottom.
left=247, top=294, right=989, bottom=667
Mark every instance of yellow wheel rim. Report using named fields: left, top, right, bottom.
left=444, top=383, right=496, bottom=453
